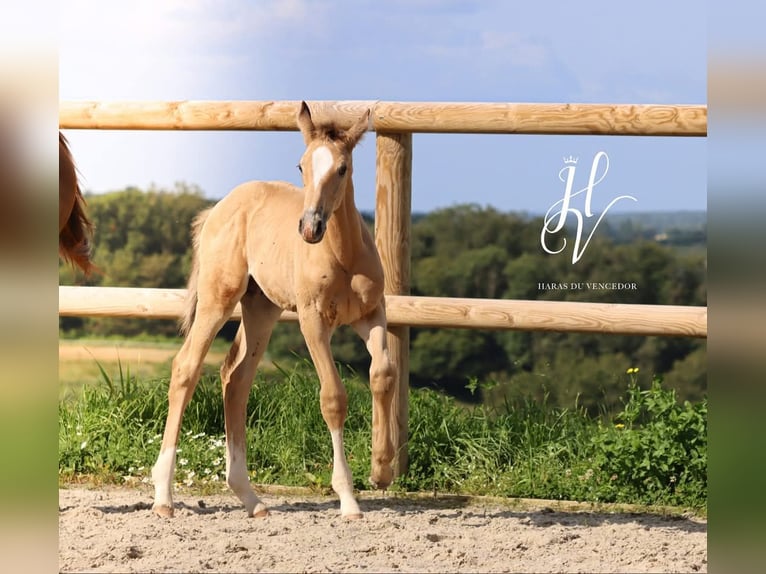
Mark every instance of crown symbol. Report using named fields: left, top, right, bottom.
left=563, top=155, right=579, bottom=165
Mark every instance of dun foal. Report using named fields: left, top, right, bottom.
left=152, top=102, right=397, bottom=519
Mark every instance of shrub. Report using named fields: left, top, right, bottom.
left=590, top=373, right=707, bottom=506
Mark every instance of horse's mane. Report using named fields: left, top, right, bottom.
left=59, top=132, right=96, bottom=275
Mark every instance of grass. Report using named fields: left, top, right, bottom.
left=58, top=338, right=232, bottom=399
left=58, top=360, right=707, bottom=514
left=59, top=357, right=167, bottom=399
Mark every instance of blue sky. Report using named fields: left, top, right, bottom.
left=59, top=0, right=706, bottom=215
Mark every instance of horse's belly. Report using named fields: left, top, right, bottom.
left=262, top=287, right=297, bottom=312
left=248, top=260, right=297, bottom=312
left=249, top=273, right=295, bottom=311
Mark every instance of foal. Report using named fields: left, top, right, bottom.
left=151, top=102, right=397, bottom=519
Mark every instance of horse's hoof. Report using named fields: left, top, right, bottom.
left=152, top=504, right=174, bottom=518
left=343, top=512, right=364, bottom=520
left=251, top=507, right=270, bottom=518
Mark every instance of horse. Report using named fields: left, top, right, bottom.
left=151, top=101, right=397, bottom=519
left=59, top=132, right=95, bottom=275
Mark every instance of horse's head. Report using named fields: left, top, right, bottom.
left=296, top=101, right=369, bottom=244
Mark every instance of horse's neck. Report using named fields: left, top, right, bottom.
left=325, top=178, right=364, bottom=269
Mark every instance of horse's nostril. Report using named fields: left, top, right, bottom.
left=298, top=218, right=303, bottom=235
left=315, top=219, right=325, bottom=237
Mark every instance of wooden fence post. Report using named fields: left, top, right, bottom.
left=374, top=131, right=413, bottom=476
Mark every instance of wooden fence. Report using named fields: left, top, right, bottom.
left=59, top=99, right=708, bottom=474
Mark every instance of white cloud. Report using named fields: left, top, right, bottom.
left=60, top=0, right=208, bottom=98
left=59, top=0, right=325, bottom=99
left=56, top=1, right=705, bottom=212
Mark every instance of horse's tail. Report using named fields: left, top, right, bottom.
left=179, top=207, right=212, bottom=336
left=59, top=133, right=96, bottom=275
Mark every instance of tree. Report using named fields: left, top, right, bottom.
left=59, top=184, right=213, bottom=337
left=60, top=194, right=707, bottom=408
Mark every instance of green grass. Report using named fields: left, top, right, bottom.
left=59, top=361, right=706, bottom=513
left=58, top=337, right=233, bottom=399
left=59, top=356, right=168, bottom=400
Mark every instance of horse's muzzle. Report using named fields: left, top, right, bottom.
left=298, top=210, right=326, bottom=244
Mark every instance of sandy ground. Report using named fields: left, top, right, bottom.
left=59, top=486, right=707, bottom=573
left=59, top=344, right=707, bottom=572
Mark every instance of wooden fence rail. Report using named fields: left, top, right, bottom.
left=59, top=287, right=707, bottom=339
left=59, top=99, right=707, bottom=476
left=59, top=100, right=707, bottom=136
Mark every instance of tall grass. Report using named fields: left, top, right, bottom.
left=59, top=361, right=706, bottom=511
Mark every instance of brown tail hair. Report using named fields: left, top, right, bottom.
left=179, top=207, right=212, bottom=336
left=59, top=133, right=96, bottom=275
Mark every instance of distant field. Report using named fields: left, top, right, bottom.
left=58, top=339, right=231, bottom=398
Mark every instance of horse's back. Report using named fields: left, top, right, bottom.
left=195, top=180, right=304, bottom=308
left=213, top=180, right=303, bottom=217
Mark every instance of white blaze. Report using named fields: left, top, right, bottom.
left=311, top=145, right=334, bottom=189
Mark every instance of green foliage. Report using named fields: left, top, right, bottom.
left=61, top=190, right=706, bottom=411
left=406, top=204, right=707, bottom=406
left=59, top=364, right=706, bottom=511
left=591, top=375, right=707, bottom=507
left=59, top=184, right=213, bottom=338
left=59, top=360, right=167, bottom=478
left=410, top=329, right=509, bottom=399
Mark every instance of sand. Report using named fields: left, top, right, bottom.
left=58, top=486, right=707, bottom=573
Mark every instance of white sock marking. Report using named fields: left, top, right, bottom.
left=152, top=447, right=177, bottom=508
left=330, top=428, right=361, bottom=516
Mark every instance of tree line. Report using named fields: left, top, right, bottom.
left=60, top=186, right=707, bottom=413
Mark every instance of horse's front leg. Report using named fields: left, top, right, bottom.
left=298, top=311, right=362, bottom=519
left=352, top=303, right=397, bottom=490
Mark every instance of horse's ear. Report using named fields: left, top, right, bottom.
left=297, top=101, right=314, bottom=144
left=345, top=108, right=370, bottom=148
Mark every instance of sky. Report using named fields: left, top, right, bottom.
left=59, top=0, right=706, bottom=215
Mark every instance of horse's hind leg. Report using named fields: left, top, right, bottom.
left=220, top=282, right=281, bottom=517
left=152, top=276, right=246, bottom=517
left=352, top=303, right=397, bottom=490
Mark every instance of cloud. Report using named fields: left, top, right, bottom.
left=60, top=0, right=208, bottom=98
left=58, top=1, right=705, bottom=212
left=59, top=0, right=328, bottom=99
left=480, top=31, right=550, bottom=69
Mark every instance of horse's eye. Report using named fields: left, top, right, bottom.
left=338, top=164, right=347, bottom=177
left=297, top=164, right=303, bottom=174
